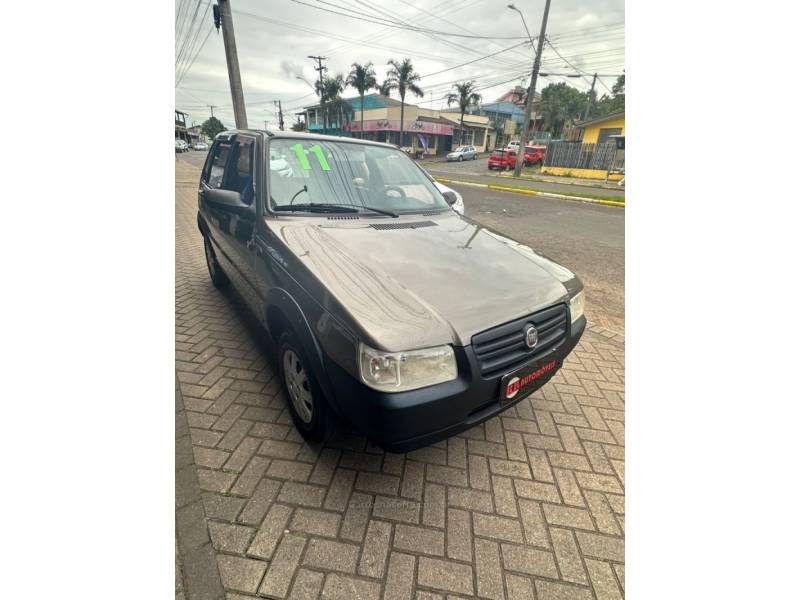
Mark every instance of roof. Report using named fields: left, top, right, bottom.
left=575, top=111, right=625, bottom=128
left=304, top=93, right=403, bottom=111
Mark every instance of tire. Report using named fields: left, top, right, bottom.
left=458, top=156, right=463, bottom=162
left=203, top=235, right=230, bottom=289
left=277, top=330, right=333, bottom=443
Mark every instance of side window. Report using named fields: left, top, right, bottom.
left=222, top=138, right=256, bottom=205
left=206, top=142, right=232, bottom=189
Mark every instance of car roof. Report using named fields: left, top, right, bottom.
left=215, top=128, right=399, bottom=151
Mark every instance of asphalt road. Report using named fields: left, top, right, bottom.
left=422, top=159, right=626, bottom=198
left=177, top=151, right=624, bottom=331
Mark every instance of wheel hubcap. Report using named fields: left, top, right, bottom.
left=283, top=349, right=313, bottom=423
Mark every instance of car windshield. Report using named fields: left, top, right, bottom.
left=455, top=147, right=468, bottom=152
left=268, top=138, right=449, bottom=214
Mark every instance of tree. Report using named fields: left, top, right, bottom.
left=383, top=58, right=424, bottom=148
left=346, top=62, right=378, bottom=139
left=315, top=74, right=349, bottom=134
left=594, top=74, right=625, bottom=117
left=446, top=81, right=482, bottom=146
left=378, top=80, right=393, bottom=97
left=538, top=82, right=587, bottom=137
left=290, top=119, right=306, bottom=132
left=201, top=116, right=225, bottom=140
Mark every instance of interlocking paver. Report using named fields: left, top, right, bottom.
left=174, top=158, right=625, bottom=599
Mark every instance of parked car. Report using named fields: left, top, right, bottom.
left=506, top=140, right=521, bottom=152
left=446, top=146, right=477, bottom=161
left=487, top=149, right=517, bottom=171
left=523, top=145, right=546, bottom=166
left=175, top=139, right=189, bottom=153
left=197, top=130, right=586, bottom=452
left=192, top=141, right=208, bottom=151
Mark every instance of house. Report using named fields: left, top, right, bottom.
left=540, top=111, right=625, bottom=181
left=303, top=94, right=490, bottom=156
left=576, top=111, right=625, bottom=144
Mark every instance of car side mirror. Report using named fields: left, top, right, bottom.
left=442, top=190, right=458, bottom=205
left=204, top=188, right=254, bottom=218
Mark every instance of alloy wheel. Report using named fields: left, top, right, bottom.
left=283, top=349, right=313, bottom=423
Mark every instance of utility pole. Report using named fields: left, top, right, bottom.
left=513, top=0, right=551, bottom=178
left=208, top=105, right=217, bottom=118
left=308, top=55, right=327, bottom=134
left=583, top=73, right=598, bottom=121
left=214, top=0, right=247, bottom=128
left=274, top=100, right=285, bottom=131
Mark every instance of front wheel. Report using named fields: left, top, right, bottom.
left=458, top=156, right=463, bottom=162
left=278, top=330, right=333, bottom=443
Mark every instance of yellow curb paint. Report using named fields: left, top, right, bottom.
left=434, top=177, right=625, bottom=208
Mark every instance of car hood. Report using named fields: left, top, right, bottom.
left=269, top=213, right=572, bottom=351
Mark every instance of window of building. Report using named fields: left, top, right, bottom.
left=597, top=127, right=623, bottom=144
left=473, top=128, right=486, bottom=147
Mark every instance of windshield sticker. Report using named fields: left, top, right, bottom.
left=290, top=143, right=331, bottom=171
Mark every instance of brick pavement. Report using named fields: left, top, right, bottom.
left=175, top=159, right=625, bottom=599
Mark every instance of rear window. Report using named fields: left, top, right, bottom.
left=491, top=150, right=505, bottom=158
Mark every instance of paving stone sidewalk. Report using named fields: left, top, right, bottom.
left=175, top=159, right=625, bottom=600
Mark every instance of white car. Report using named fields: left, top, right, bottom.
left=434, top=181, right=464, bottom=215
left=175, top=139, right=189, bottom=153
left=192, top=142, right=208, bottom=151
left=506, top=140, right=520, bottom=152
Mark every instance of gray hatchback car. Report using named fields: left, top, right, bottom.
left=197, top=130, right=586, bottom=452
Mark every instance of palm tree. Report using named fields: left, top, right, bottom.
left=445, top=81, right=482, bottom=146
left=383, top=59, right=424, bottom=148
left=346, top=62, right=378, bottom=139
left=378, top=80, right=393, bottom=97
left=315, top=74, right=345, bottom=134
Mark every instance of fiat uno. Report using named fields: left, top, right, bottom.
left=197, top=130, right=586, bottom=452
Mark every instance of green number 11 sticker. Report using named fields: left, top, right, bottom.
left=290, top=143, right=330, bottom=171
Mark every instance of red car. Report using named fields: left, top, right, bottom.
left=487, top=149, right=517, bottom=171
left=523, top=145, right=546, bottom=166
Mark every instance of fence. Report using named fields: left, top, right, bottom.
left=543, top=141, right=623, bottom=171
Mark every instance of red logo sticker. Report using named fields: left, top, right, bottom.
left=505, top=360, right=557, bottom=399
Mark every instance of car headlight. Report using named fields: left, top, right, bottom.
left=569, top=290, right=585, bottom=324
left=358, top=343, right=457, bottom=392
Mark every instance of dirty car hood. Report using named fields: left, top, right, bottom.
left=272, top=213, right=571, bottom=351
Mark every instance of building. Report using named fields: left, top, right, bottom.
left=303, top=94, right=490, bottom=156
left=175, top=110, right=190, bottom=144
left=540, top=111, right=625, bottom=181
left=461, top=88, right=544, bottom=149
left=575, top=111, right=625, bottom=144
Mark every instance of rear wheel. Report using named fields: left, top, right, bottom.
left=204, top=235, right=229, bottom=289
left=458, top=155, right=463, bottom=162
left=278, top=330, right=333, bottom=443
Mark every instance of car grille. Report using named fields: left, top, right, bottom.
left=471, top=304, right=569, bottom=378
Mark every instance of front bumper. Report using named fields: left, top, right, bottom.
left=324, top=315, right=586, bottom=452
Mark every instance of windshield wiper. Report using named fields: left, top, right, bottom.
left=357, top=205, right=398, bottom=218
left=273, top=203, right=359, bottom=213
left=273, top=203, right=398, bottom=217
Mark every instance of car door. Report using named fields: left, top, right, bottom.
left=200, top=135, right=262, bottom=313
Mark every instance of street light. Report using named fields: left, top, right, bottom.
left=507, top=0, right=551, bottom=177
left=296, top=76, right=316, bottom=92
left=507, top=4, right=534, bottom=49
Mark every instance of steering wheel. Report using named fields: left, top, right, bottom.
left=383, top=185, right=407, bottom=199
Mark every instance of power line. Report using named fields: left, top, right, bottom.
left=289, top=0, right=531, bottom=40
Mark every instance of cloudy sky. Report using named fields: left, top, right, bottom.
left=175, top=0, right=624, bottom=130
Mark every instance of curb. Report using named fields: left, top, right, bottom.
left=435, top=177, right=625, bottom=208
left=175, top=374, right=226, bottom=600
